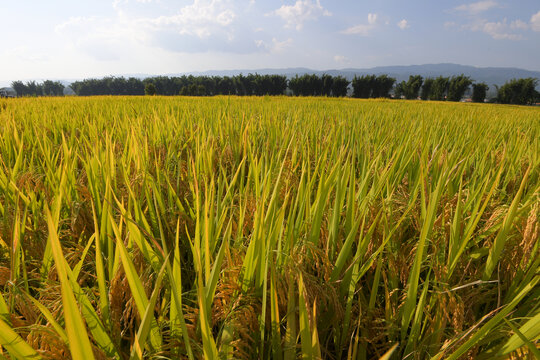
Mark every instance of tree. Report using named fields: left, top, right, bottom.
left=321, top=74, right=333, bottom=96
left=471, top=83, right=489, bottom=103
left=217, top=76, right=234, bottom=95
left=447, top=75, right=472, bottom=102
left=22, top=81, right=41, bottom=96
left=352, top=75, right=374, bottom=98
left=270, top=75, right=287, bottom=95
left=126, top=77, right=145, bottom=95
left=196, top=84, right=206, bottom=96
left=430, top=76, right=450, bottom=101
left=331, top=76, right=349, bottom=97
left=42, top=80, right=65, bottom=96
left=395, top=75, right=423, bottom=100
left=11, top=81, right=27, bottom=97
left=421, top=78, right=434, bottom=100
left=352, top=75, right=394, bottom=99
left=405, top=75, right=423, bottom=99
left=289, top=74, right=320, bottom=96
left=145, top=83, right=157, bottom=96
left=496, top=78, right=538, bottom=105
left=372, top=75, right=395, bottom=98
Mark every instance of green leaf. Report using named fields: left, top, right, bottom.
left=45, top=206, right=95, bottom=360
left=0, top=317, right=41, bottom=359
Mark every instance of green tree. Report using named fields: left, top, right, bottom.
left=447, top=75, right=472, bottom=102
left=217, top=76, right=234, bottom=95
left=289, top=74, right=322, bottom=96
left=372, top=75, right=395, bottom=98
left=42, top=80, right=65, bottom=96
left=196, top=84, right=206, bottom=96
left=11, top=81, right=27, bottom=97
left=421, top=78, right=434, bottom=100
left=145, top=83, right=157, bottom=96
left=352, top=75, right=374, bottom=98
left=471, top=83, right=489, bottom=103
left=496, top=78, right=538, bottom=105
left=321, top=74, right=333, bottom=96
left=430, top=76, right=450, bottom=101
left=396, top=75, right=423, bottom=99
left=21, top=81, right=42, bottom=96
left=331, top=76, right=349, bottom=97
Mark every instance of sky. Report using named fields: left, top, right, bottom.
left=1, top=0, right=540, bottom=85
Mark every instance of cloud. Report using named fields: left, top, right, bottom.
left=531, top=10, right=540, bottom=31
left=144, top=0, right=236, bottom=38
left=56, top=16, right=140, bottom=60
left=271, top=0, right=331, bottom=30
left=397, top=19, right=409, bottom=30
left=450, top=1, right=529, bottom=40
left=271, top=38, right=293, bottom=52
left=454, top=1, right=498, bottom=15
left=464, top=18, right=523, bottom=40
left=341, top=13, right=378, bottom=36
left=482, top=20, right=522, bottom=39
left=56, top=0, right=275, bottom=55
left=510, top=19, right=528, bottom=30
left=333, top=55, right=350, bottom=64
left=255, top=38, right=293, bottom=53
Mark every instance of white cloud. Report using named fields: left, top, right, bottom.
left=483, top=20, right=522, bottom=40
left=341, top=13, right=378, bottom=36
left=464, top=18, right=523, bottom=40
left=255, top=38, right=293, bottom=53
left=531, top=11, right=540, bottom=32
left=341, top=24, right=372, bottom=36
left=56, top=16, right=145, bottom=60
left=397, top=19, right=409, bottom=30
left=454, top=1, right=498, bottom=15
left=113, top=0, right=156, bottom=7
left=55, top=1, right=275, bottom=55
left=146, top=0, right=236, bottom=38
left=510, top=19, right=528, bottom=30
left=333, top=55, right=350, bottom=64
left=272, top=38, right=293, bottom=52
left=271, top=0, right=331, bottom=30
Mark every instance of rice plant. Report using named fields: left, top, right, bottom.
left=0, top=96, right=538, bottom=359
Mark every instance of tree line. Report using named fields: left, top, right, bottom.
left=71, top=74, right=289, bottom=97
left=9, top=74, right=539, bottom=105
left=11, top=80, right=65, bottom=97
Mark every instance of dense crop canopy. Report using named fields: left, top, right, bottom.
left=0, top=96, right=538, bottom=359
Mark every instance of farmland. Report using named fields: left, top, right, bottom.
left=0, top=96, right=538, bottom=359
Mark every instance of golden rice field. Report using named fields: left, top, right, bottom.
left=0, top=96, right=538, bottom=359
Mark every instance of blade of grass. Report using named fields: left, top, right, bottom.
left=45, top=206, right=95, bottom=360
left=0, top=317, right=41, bottom=359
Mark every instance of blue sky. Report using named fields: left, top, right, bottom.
left=1, top=0, right=540, bottom=84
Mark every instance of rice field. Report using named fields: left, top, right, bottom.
left=0, top=96, right=538, bottom=359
